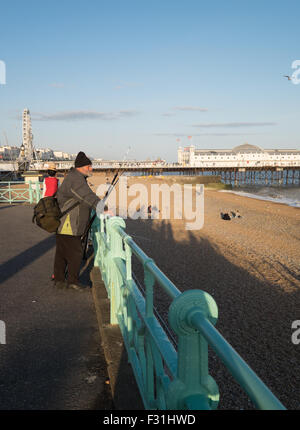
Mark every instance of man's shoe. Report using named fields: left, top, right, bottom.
left=68, top=282, right=90, bottom=291
left=54, top=280, right=68, bottom=289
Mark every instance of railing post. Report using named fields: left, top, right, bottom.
left=124, top=241, right=132, bottom=282
left=166, top=290, right=220, bottom=410
left=8, top=182, right=11, bottom=204
left=28, top=181, right=33, bottom=204
left=144, top=259, right=155, bottom=319
left=35, top=181, right=41, bottom=202
left=143, top=260, right=156, bottom=402
left=106, top=217, right=126, bottom=324
left=92, top=215, right=102, bottom=268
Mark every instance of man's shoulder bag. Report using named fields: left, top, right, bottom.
left=32, top=194, right=80, bottom=233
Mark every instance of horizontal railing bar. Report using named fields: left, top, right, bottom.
left=115, top=225, right=181, bottom=301
left=0, top=190, right=29, bottom=192
left=0, top=181, right=28, bottom=184
left=190, top=312, right=286, bottom=410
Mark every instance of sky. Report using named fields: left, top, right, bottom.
left=0, top=0, right=299, bottom=162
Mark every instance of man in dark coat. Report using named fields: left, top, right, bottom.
left=54, top=151, right=101, bottom=290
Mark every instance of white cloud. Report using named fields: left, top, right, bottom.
left=192, top=122, right=277, bottom=128
left=173, top=106, right=208, bottom=112
left=32, top=110, right=139, bottom=121
left=153, top=132, right=262, bottom=137
left=114, top=82, right=143, bottom=90
left=49, top=83, right=65, bottom=88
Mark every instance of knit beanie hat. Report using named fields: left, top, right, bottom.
left=74, top=151, right=92, bottom=168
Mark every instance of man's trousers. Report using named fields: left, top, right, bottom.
left=54, top=234, right=83, bottom=284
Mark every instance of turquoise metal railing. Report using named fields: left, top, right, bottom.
left=0, top=181, right=42, bottom=204
left=91, top=215, right=286, bottom=410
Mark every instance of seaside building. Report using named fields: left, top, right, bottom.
left=53, top=151, right=75, bottom=160
left=0, top=145, right=20, bottom=160
left=35, top=148, right=55, bottom=160
left=178, top=144, right=300, bottom=168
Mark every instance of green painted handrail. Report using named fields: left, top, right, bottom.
left=190, top=312, right=285, bottom=410
left=0, top=181, right=42, bottom=204
left=91, top=214, right=286, bottom=410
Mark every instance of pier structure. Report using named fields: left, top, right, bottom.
left=1, top=161, right=300, bottom=186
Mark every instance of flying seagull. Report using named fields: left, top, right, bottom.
left=284, top=75, right=292, bottom=81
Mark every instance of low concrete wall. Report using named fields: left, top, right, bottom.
left=90, top=267, right=144, bottom=410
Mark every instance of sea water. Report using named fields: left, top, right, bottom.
left=220, top=186, right=300, bottom=208
left=124, top=169, right=300, bottom=208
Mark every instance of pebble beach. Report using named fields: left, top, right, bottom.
left=88, top=173, right=300, bottom=410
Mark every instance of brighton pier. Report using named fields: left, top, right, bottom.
left=1, top=160, right=300, bottom=187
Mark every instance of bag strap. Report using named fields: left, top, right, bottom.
left=59, top=200, right=81, bottom=218
left=54, top=188, right=81, bottom=218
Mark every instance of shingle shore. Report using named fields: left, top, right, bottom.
left=89, top=174, right=300, bottom=410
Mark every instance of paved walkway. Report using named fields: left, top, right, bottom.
left=0, top=204, right=113, bottom=410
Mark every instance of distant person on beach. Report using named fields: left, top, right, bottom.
left=53, top=151, right=101, bottom=291
left=42, top=163, right=59, bottom=197
left=220, top=212, right=231, bottom=220
left=231, top=210, right=242, bottom=219
left=147, top=205, right=160, bottom=219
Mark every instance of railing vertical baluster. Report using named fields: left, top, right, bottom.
left=35, top=181, right=41, bottom=202
left=28, top=181, right=33, bottom=204
left=97, top=215, right=105, bottom=273
left=144, top=260, right=155, bottom=319
left=125, top=242, right=132, bottom=282
left=126, top=286, right=133, bottom=348
left=124, top=241, right=133, bottom=346
left=107, top=217, right=126, bottom=324
left=145, top=332, right=155, bottom=407
left=143, top=260, right=156, bottom=407
left=100, top=216, right=110, bottom=296
left=8, top=182, right=11, bottom=204
left=166, top=290, right=219, bottom=410
left=100, top=214, right=105, bottom=233
left=94, top=230, right=101, bottom=267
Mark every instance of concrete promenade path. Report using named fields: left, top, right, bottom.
left=0, top=203, right=113, bottom=410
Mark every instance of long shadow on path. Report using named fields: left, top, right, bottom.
left=0, top=205, right=113, bottom=410
left=0, top=235, right=55, bottom=285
